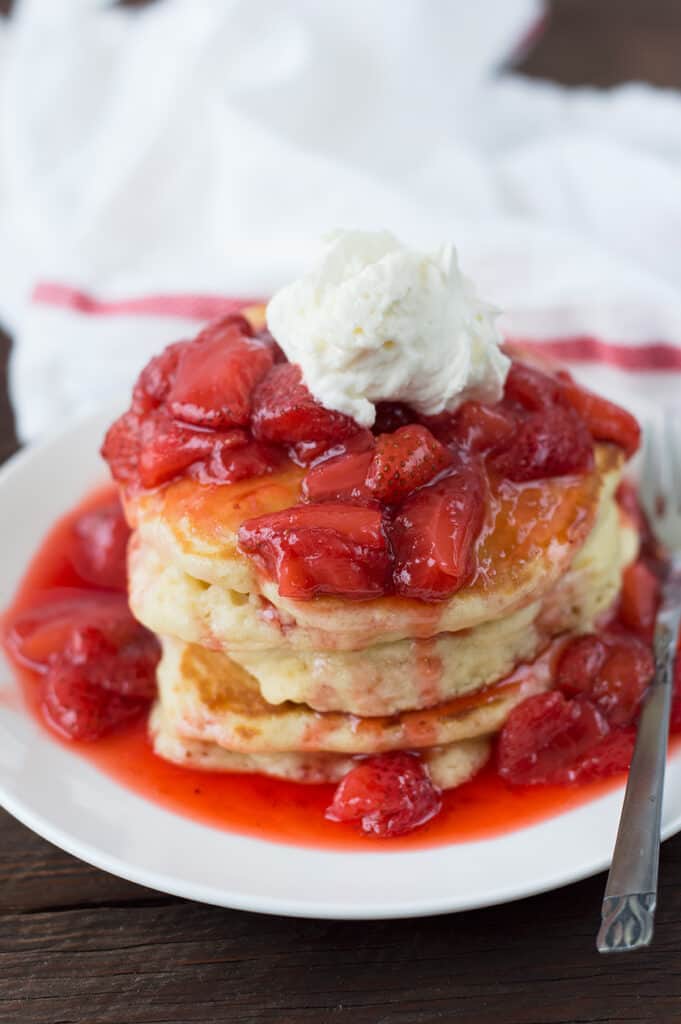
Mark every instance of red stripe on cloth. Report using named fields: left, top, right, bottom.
left=32, top=283, right=263, bottom=321
left=508, top=335, right=681, bottom=372
left=30, top=284, right=681, bottom=372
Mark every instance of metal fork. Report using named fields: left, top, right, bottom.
left=597, top=413, right=681, bottom=953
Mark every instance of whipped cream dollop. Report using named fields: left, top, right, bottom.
left=266, top=230, right=510, bottom=427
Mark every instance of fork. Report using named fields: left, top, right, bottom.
left=597, top=413, right=681, bottom=953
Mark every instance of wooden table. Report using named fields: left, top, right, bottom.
left=2, top=2, right=681, bottom=1021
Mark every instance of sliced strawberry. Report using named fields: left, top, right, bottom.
left=5, top=591, right=133, bottom=673
left=251, top=364, right=359, bottom=446
left=490, top=405, right=593, bottom=482
left=275, top=533, right=389, bottom=600
left=42, top=658, right=149, bottom=741
left=555, top=635, right=608, bottom=697
left=504, top=361, right=562, bottom=411
left=132, top=340, right=188, bottom=415
left=70, top=497, right=130, bottom=591
left=302, top=449, right=374, bottom=503
left=419, top=403, right=516, bottom=452
left=390, top=461, right=485, bottom=601
left=195, top=313, right=254, bottom=344
left=450, top=401, right=517, bottom=454
left=590, top=635, right=653, bottom=727
left=287, top=439, right=332, bottom=466
left=326, top=752, right=442, bottom=837
left=241, top=502, right=386, bottom=549
left=189, top=439, right=282, bottom=485
left=6, top=590, right=159, bottom=690
left=62, top=624, right=160, bottom=699
left=365, top=425, right=452, bottom=504
left=238, top=503, right=389, bottom=600
left=168, top=326, right=273, bottom=428
left=559, top=374, right=641, bottom=458
left=137, top=412, right=244, bottom=489
left=101, top=411, right=142, bottom=485
left=416, top=411, right=459, bottom=444
left=568, top=729, right=635, bottom=782
left=294, top=428, right=375, bottom=472
left=618, top=560, right=660, bottom=641
left=497, top=691, right=610, bottom=785
left=556, top=632, right=653, bottom=727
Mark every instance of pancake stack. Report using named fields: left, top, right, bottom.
left=124, top=431, right=637, bottom=791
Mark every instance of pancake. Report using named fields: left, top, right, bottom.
left=155, top=635, right=552, bottom=756
left=125, top=302, right=634, bottom=795
left=128, top=479, right=635, bottom=717
left=230, top=509, right=636, bottom=714
left=127, top=444, right=624, bottom=653
left=150, top=702, right=492, bottom=789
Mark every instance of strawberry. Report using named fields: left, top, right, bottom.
left=42, top=658, right=149, bottom=741
left=101, top=411, right=142, bottom=485
left=132, top=340, right=188, bottom=415
left=589, top=635, right=654, bottom=727
left=566, top=729, right=635, bottom=783
left=326, top=752, right=442, bottom=836
left=559, top=373, right=641, bottom=457
left=302, top=449, right=375, bottom=503
left=8, top=589, right=159, bottom=741
left=70, top=496, right=130, bottom=591
left=189, top=438, right=282, bottom=485
left=195, top=313, right=254, bottom=344
left=168, top=325, right=273, bottom=428
left=490, top=404, right=593, bottom=481
left=136, top=412, right=237, bottom=489
left=450, top=401, right=517, bottom=454
left=497, top=691, right=610, bottom=785
left=61, top=624, right=159, bottom=699
left=295, top=428, right=373, bottom=475
left=251, top=364, right=359, bottom=446
left=504, top=361, right=563, bottom=411
left=6, top=591, right=133, bottom=673
left=365, top=425, right=452, bottom=504
left=238, top=503, right=389, bottom=599
left=390, top=462, right=485, bottom=600
left=556, top=632, right=653, bottom=727
left=555, top=636, right=609, bottom=696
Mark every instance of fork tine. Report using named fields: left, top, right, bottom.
left=663, top=412, right=681, bottom=514
left=640, top=419, right=666, bottom=521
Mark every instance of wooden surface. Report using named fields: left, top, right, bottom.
left=2, top=2, right=681, bottom=1022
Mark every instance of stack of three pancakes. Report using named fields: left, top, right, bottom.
left=123, top=433, right=637, bottom=793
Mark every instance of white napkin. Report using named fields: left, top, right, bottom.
left=1, top=0, right=680, bottom=443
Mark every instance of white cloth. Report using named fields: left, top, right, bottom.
left=1, top=0, right=680, bottom=442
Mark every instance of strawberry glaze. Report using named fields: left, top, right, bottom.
left=1, top=484, right=649, bottom=851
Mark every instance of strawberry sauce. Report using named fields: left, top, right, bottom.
left=1, top=484, right=644, bottom=852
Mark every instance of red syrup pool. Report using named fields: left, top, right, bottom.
left=1, top=484, right=660, bottom=852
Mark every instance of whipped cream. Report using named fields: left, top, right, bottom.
left=266, top=230, right=509, bottom=427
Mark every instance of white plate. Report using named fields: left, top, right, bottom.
left=1, top=406, right=680, bottom=920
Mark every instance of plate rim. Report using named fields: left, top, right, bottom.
left=1, top=405, right=680, bottom=921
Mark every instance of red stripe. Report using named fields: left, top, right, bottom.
left=32, top=282, right=262, bottom=321
left=508, top=335, right=681, bottom=372
left=31, top=283, right=681, bottom=372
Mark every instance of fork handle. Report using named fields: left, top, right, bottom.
left=597, top=598, right=681, bottom=953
